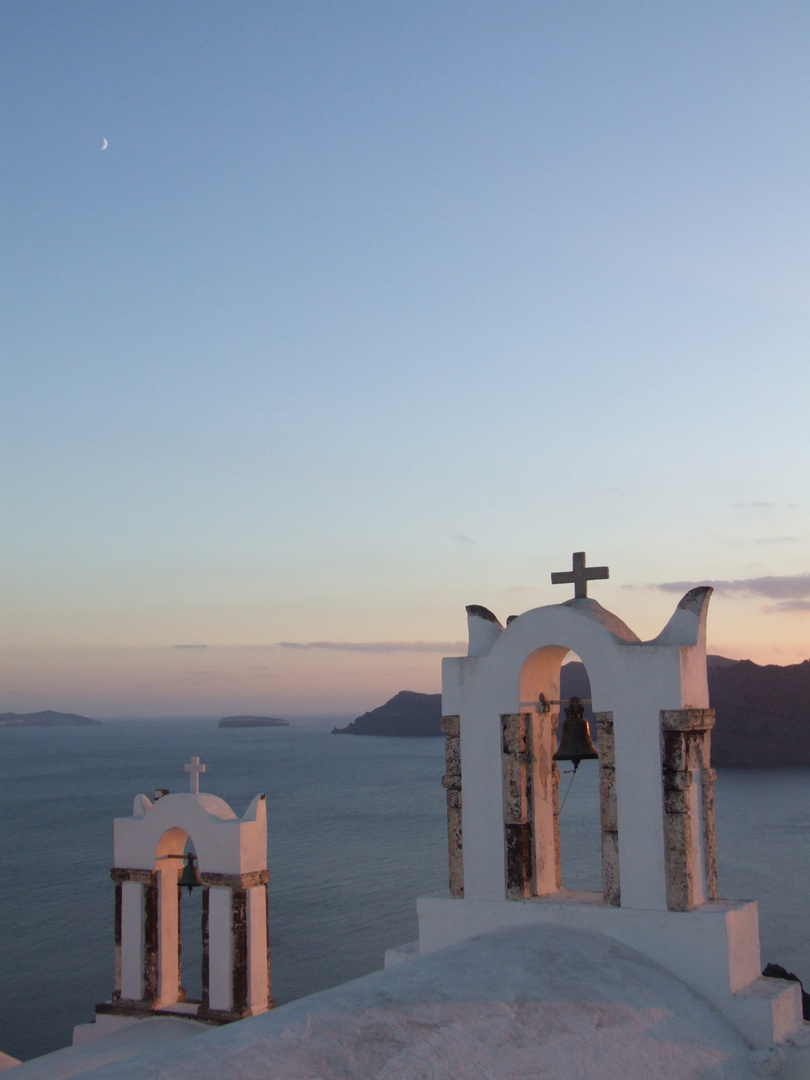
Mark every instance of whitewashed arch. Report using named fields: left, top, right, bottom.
left=441, top=588, right=712, bottom=910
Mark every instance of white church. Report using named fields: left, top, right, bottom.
left=4, top=554, right=809, bottom=1079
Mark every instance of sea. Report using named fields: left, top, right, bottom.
left=0, top=718, right=808, bottom=1062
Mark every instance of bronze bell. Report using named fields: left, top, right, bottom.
left=178, top=852, right=203, bottom=893
left=553, top=697, right=598, bottom=769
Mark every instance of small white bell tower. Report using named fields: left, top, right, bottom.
left=95, top=758, right=273, bottom=1027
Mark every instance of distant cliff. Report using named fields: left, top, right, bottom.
left=707, top=656, right=810, bottom=766
left=559, top=656, right=810, bottom=767
left=332, top=657, right=810, bottom=764
left=0, top=710, right=101, bottom=727
left=332, top=691, right=443, bottom=736
left=331, top=669, right=599, bottom=738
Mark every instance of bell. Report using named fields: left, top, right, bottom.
left=553, top=697, right=598, bottom=769
left=178, top=852, right=203, bottom=893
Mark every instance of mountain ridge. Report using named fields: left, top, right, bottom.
left=332, top=656, right=810, bottom=766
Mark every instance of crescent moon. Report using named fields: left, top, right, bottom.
left=101, top=138, right=108, bottom=150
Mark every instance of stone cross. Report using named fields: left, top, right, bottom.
left=185, top=756, right=206, bottom=795
left=551, top=551, right=609, bottom=599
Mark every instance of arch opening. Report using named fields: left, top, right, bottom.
left=179, top=836, right=204, bottom=1003
left=153, top=828, right=205, bottom=1008
left=511, top=645, right=610, bottom=903
left=557, top=654, right=601, bottom=892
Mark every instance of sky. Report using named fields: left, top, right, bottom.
left=2, top=1, right=809, bottom=717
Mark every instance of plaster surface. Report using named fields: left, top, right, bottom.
left=9, top=1017, right=206, bottom=1080
left=114, top=793, right=266, bottom=875
left=27, top=925, right=779, bottom=1080
left=414, top=892, right=803, bottom=1045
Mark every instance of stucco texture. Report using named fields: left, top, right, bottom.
left=61, top=924, right=774, bottom=1080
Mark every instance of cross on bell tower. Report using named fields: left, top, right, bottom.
left=551, top=551, right=609, bottom=599
left=185, top=756, right=206, bottom=794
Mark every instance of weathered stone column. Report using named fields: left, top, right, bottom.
left=263, top=885, right=275, bottom=1010
left=501, top=713, right=533, bottom=899
left=199, top=870, right=272, bottom=1021
left=155, top=857, right=181, bottom=1007
left=596, top=712, right=620, bottom=907
left=142, top=879, right=158, bottom=1005
left=660, top=708, right=718, bottom=911
left=530, top=709, right=561, bottom=895
left=201, top=886, right=210, bottom=1010
left=231, top=889, right=248, bottom=1015
left=112, top=882, right=122, bottom=1000
left=441, top=715, right=463, bottom=898
left=108, top=867, right=157, bottom=1009
left=204, top=885, right=232, bottom=1015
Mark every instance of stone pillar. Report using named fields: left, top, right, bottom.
left=177, top=882, right=185, bottom=1002
left=155, top=857, right=181, bottom=1006
left=441, top=715, right=463, bottom=898
left=112, top=883, right=122, bottom=1000
left=596, top=712, right=620, bottom=907
left=264, top=885, right=274, bottom=1010
left=199, top=871, right=272, bottom=1021
left=501, top=713, right=533, bottom=899
left=142, top=879, right=158, bottom=1005
left=201, top=886, right=210, bottom=1010
left=110, top=868, right=157, bottom=1006
left=530, top=709, right=560, bottom=896
left=205, top=886, right=232, bottom=1014
left=660, top=708, right=718, bottom=912
left=120, top=880, right=143, bottom=1001
left=231, top=889, right=248, bottom=1015
left=246, top=885, right=273, bottom=1011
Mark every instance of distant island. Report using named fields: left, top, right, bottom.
left=218, top=716, right=290, bottom=728
left=332, top=657, right=810, bottom=766
left=0, top=710, right=101, bottom=727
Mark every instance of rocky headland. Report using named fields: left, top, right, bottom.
left=332, top=691, right=442, bottom=737
left=332, top=657, right=810, bottom=766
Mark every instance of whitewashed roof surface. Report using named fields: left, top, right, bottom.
left=17, top=922, right=810, bottom=1080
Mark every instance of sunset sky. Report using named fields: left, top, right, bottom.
left=3, top=2, right=809, bottom=717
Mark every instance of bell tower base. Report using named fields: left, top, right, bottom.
left=394, top=892, right=803, bottom=1048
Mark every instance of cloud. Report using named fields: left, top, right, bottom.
left=755, top=536, right=800, bottom=545
left=278, top=640, right=465, bottom=653
left=656, top=574, right=810, bottom=604
left=731, top=501, right=775, bottom=509
left=173, top=644, right=208, bottom=650
left=452, top=534, right=475, bottom=544
left=763, top=599, right=810, bottom=613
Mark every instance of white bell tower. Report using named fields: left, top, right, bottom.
left=95, top=759, right=273, bottom=1028
left=410, top=553, right=804, bottom=1048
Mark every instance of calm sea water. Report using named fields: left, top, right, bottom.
left=0, top=719, right=808, bottom=1062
